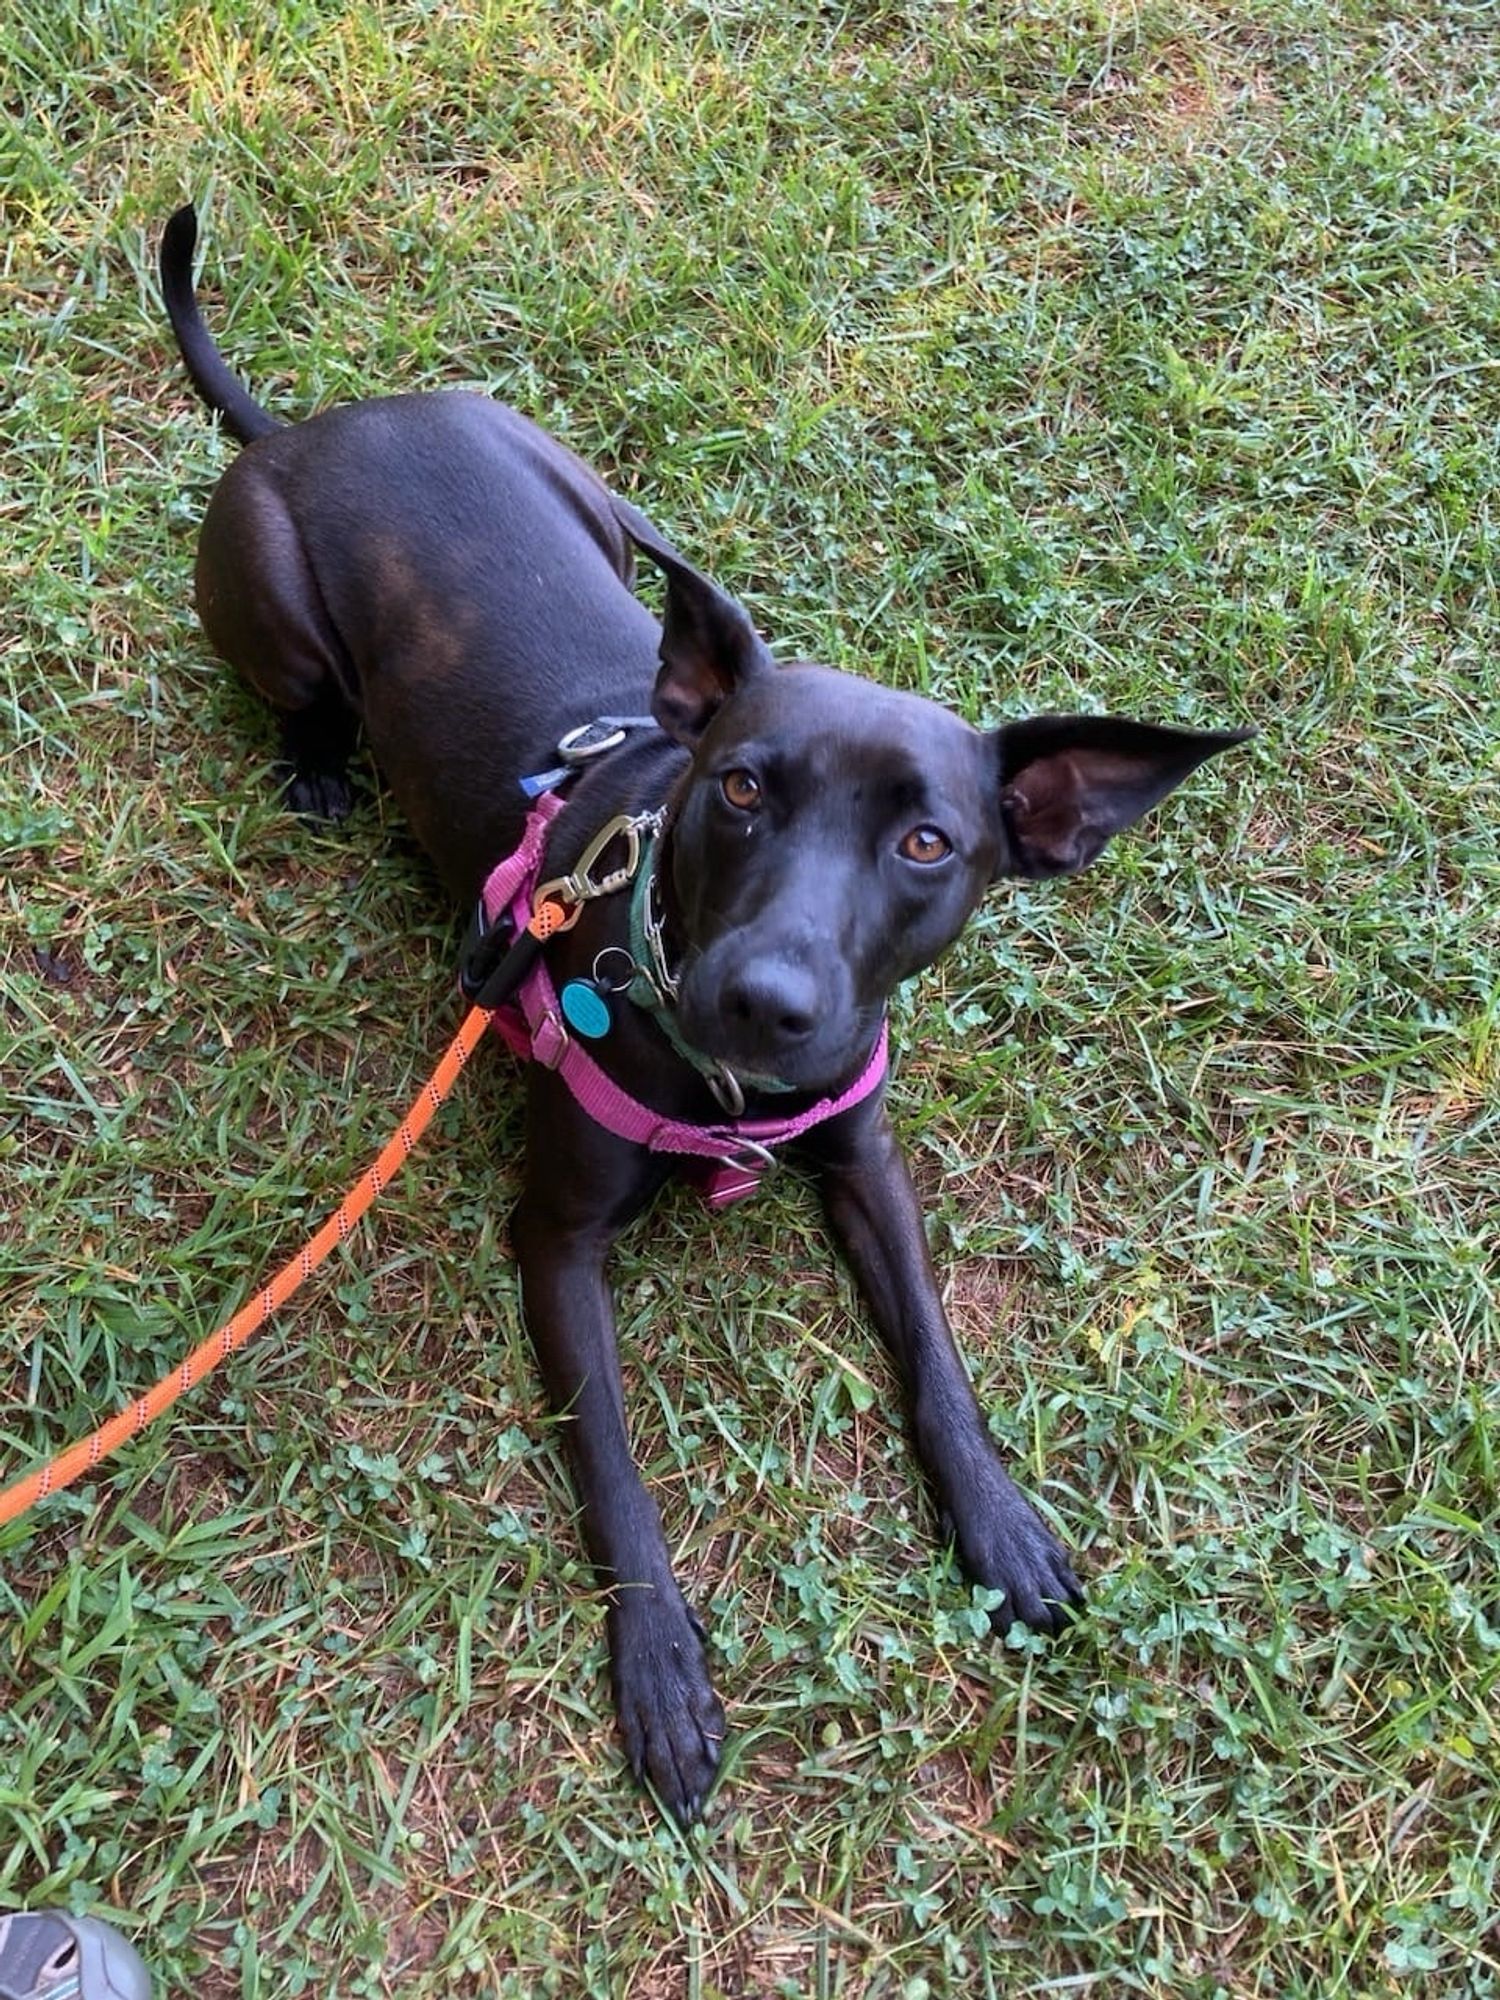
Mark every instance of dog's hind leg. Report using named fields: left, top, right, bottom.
left=195, top=461, right=361, bottom=819
left=274, top=681, right=361, bottom=820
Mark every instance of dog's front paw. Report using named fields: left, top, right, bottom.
left=941, top=1449, right=1083, bottom=1636
left=609, top=1584, right=725, bottom=1826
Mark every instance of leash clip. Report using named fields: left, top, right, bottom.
left=536, top=808, right=667, bottom=911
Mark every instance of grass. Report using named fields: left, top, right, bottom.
left=2, top=0, right=1497, bottom=1993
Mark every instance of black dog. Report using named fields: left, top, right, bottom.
left=160, top=204, right=1248, bottom=1824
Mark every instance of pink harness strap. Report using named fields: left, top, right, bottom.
left=478, top=796, right=888, bottom=1207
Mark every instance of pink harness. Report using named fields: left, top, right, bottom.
left=478, top=793, right=889, bottom=1207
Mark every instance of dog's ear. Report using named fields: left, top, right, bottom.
left=614, top=499, right=775, bottom=743
left=990, top=715, right=1252, bottom=879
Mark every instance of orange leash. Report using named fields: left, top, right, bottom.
left=0, top=1002, right=493, bottom=1530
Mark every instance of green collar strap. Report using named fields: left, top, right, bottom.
left=626, top=841, right=798, bottom=1104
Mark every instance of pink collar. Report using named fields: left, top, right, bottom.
left=478, top=794, right=888, bottom=1207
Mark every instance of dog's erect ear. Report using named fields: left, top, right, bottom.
left=991, top=715, right=1253, bottom=879
left=614, top=499, right=775, bottom=744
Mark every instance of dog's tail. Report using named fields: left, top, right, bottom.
left=159, top=204, right=281, bottom=446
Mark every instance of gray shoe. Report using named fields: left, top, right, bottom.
left=0, top=1914, right=151, bottom=2000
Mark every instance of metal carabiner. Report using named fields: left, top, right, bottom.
left=534, top=808, right=665, bottom=912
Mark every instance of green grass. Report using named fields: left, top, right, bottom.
left=3, top=1, right=1497, bottom=1993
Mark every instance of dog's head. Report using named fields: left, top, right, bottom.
left=618, top=505, right=1250, bottom=1093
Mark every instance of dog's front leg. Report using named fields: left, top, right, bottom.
left=510, top=1074, right=724, bottom=1824
left=801, top=1097, right=1083, bottom=1634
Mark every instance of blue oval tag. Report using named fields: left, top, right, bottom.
left=560, top=979, right=612, bottom=1040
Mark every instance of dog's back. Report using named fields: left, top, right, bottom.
left=163, top=206, right=670, bottom=889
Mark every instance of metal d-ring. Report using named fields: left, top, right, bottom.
left=706, top=1063, right=747, bottom=1116
left=558, top=720, right=627, bottom=764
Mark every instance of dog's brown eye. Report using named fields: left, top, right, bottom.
left=900, top=825, right=951, bottom=864
left=721, top=769, right=762, bottom=811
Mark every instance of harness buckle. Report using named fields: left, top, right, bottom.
left=532, top=1009, right=570, bottom=1069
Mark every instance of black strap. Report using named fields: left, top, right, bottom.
left=459, top=911, right=547, bottom=1012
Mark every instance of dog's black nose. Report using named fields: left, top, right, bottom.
left=722, top=961, right=820, bottom=1043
